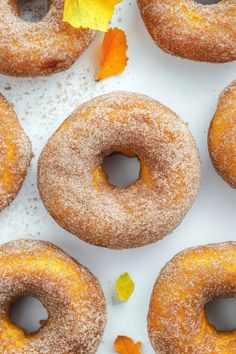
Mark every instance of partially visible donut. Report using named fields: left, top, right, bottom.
left=138, top=0, right=236, bottom=63
left=208, top=81, right=236, bottom=188
left=0, top=0, right=95, bottom=76
left=38, top=91, right=200, bottom=249
left=0, top=239, right=106, bottom=354
left=148, top=242, right=236, bottom=354
left=0, top=95, right=31, bottom=212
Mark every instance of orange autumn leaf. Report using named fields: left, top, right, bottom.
left=96, top=28, right=128, bottom=81
left=114, top=335, right=142, bottom=354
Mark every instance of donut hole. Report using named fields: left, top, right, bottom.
left=18, top=0, right=49, bottom=23
left=194, top=0, right=221, bottom=4
left=205, top=298, right=236, bottom=331
left=102, top=152, right=140, bottom=188
left=10, top=296, right=48, bottom=334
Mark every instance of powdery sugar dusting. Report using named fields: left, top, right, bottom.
left=0, top=239, right=106, bottom=354
left=38, top=91, right=201, bottom=249
left=138, top=0, right=236, bottom=63
left=208, top=80, right=236, bottom=188
left=0, top=94, right=32, bottom=212
left=148, top=242, right=236, bottom=353
left=0, top=0, right=95, bottom=76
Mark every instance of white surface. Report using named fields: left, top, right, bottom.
left=1, top=0, right=236, bottom=352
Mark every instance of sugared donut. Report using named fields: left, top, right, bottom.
left=0, top=239, right=106, bottom=354
left=0, top=95, right=31, bottom=212
left=38, top=91, right=200, bottom=249
left=138, top=0, right=236, bottom=63
left=0, top=1, right=95, bottom=76
left=148, top=242, right=236, bottom=354
left=208, top=81, right=236, bottom=188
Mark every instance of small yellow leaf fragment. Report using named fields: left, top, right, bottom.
left=63, top=0, right=122, bottom=31
left=114, top=335, right=142, bottom=354
left=115, top=272, right=135, bottom=302
left=96, top=27, right=128, bottom=81
left=63, top=0, right=80, bottom=28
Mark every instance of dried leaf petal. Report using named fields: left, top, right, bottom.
left=115, top=272, right=134, bottom=302
left=114, top=336, right=142, bottom=354
left=63, top=0, right=122, bottom=31
left=96, top=27, right=128, bottom=81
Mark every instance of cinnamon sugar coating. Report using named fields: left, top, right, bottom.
left=0, top=94, right=32, bottom=212
left=0, top=0, right=95, bottom=76
left=208, top=81, right=236, bottom=188
left=0, top=239, right=106, bottom=354
left=148, top=242, right=236, bottom=354
left=138, top=0, right=236, bottom=63
left=38, top=91, right=200, bottom=249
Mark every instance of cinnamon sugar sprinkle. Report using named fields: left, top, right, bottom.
left=0, top=94, right=32, bottom=211
left=0, top=0, right=95, bottom=76
left=0, top=239, right=106, bottom=354
left=148, top=242, right=236, bottom=353
left=138, top=0, right=236, bottom=62
left=208, top=80, right=236, bottom=188
left=38, top=91, right=201, bottom=249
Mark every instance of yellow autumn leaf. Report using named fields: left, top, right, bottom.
left=116, top=272, right=135, bottom=302
left=63, top=0, right=122, bottom=32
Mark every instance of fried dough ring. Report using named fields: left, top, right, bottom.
left=138, top=0, right=236, bottom=63
left=208, top=81, right=236, bottom=188
left=148, top=242, right=236, bottom=354
left=38, top=91, right=200, bottom=249
left=0, top=0, right=95, bottom=76
left=0, top=239, right=106, bottom=354
left=0, top=94, right=31, bottom=212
